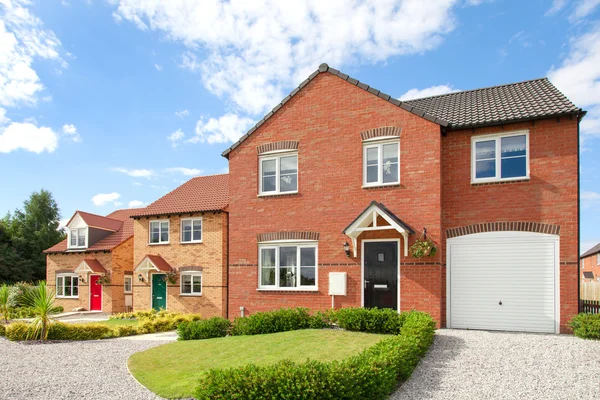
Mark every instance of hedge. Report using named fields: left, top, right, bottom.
left=178, top=317, right=232, bottom=340
left=230, top=308, right=328, bottom=336
left=570, top=313, right=600, bottom=340
left=194, top=311, right=436, bottom=399
left=334, top=307, right=406, bottom=335
left=0, top=324, right=6, bottom=337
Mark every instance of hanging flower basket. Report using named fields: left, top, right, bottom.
left=163, top=271, right=177, bottom=285
left=97, top=275, right=111, bottom=285
left=409, top=233, right=437, bottom=259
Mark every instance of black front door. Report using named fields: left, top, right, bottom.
left=364, top=241, right=398, bottom=310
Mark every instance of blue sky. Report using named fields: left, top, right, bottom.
left=0, top=0, right=599, bottom=253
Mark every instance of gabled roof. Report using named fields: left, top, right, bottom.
left=45, top=208, right=137, bottom=254
left=581, top=242, right=600, bottom=258
left=221, top=64, right=585, bottom=158
left=131, top=174, right=229, bottom=218
left=74, top=258, right=107, bottom=274
left=65, top=210, right=123, bottom=232
left=404, top=78, right=585, bottom=130
left=135, top=254, right=173, bottom=273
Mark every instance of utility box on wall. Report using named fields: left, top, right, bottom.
left=328, top=272, right=347, bottom=296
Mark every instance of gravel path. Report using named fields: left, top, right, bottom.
left=0, top=337, right=167, bottom=400
left=391, top=329, right=600, bottom=400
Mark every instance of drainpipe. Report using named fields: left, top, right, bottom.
left=224, top=210, right=230, bottom=320
left=577, top=114, right=581, bottom=313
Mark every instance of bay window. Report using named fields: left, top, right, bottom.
left=472, top=131, right=529, bottom=183
left=259, top=153, right=298, bottom=195
left=259, top=243, right=317, bottom=290
left=56, top=274, right=79, bottom=298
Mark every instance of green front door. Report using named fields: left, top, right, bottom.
left=152, top=274, right=167, bottom=310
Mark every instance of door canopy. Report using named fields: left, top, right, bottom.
left=74, top=258, right=107, bottom=275
left=343, top=201, right=414, bottom=257
left=135, top=254, right=173, bottom=281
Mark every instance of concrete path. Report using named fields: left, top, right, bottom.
left=391, top=329, right=600, bottom=400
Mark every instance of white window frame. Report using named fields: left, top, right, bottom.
left=56, top=273, right=79, bottom=298
left=257, top=241, right=318, bottom=291
left=124, top=276, right=133, bottom=293
left=471, top=130, right=530, bottom=184
left=180, top=272, right=202, bottom=296
left=180, top=217, right=203, bottom=243
left=258, top=151, right=298, bottom=195
left=362, top=139, right=400, bottom=187
left=149, top=219, right=170, bottom=244
left=68, top=227, right=88, bottom=249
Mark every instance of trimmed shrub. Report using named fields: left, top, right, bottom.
left=115, top=325, right=139, bottom=337
left=570, top=313, right=600, bottom=340
left=137, top=314, right=202, bottom=334
left=178, top=317, right=232, bottom=340
left=334, top=307, right=406, bottom=335
left=231, top=308, right=314, bottom=336
left=195, top=310, right=436, bottom=400
left=0, top=323, right=6, bottom=337
left=5, top=322, right=114, bottom=341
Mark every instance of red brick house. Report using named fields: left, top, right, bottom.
left=224, top=63, right=584, bottom=334
left=581, top=243, right=600, bottom=283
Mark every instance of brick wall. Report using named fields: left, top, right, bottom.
left=132, top=212, right=227, bottom=317
left=227, top=73, right=444, bottom=325
left=441, top=118, right=580, bottom=332
left=581, top=253, right=600, bottom=282
left=107, top=237, right=134, bottom=313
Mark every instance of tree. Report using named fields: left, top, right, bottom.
left=2, top=190, right=65, bottom=281
left=0, top=223, right=31, bottom=283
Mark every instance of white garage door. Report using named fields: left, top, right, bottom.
left=448, top=231, right=559, bottom=334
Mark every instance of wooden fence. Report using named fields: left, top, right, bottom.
left=580, top=299, right=600, bottom=314
left=581, top=281, right=600, bottom=301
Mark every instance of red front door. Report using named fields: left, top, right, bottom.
left=90, top=275, right=102, bottom=311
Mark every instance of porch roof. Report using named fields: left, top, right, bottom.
left=135, top=254, right=173, bottom=273
left=74, top=258, right=107, bottom=274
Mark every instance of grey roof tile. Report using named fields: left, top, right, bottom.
left=582, top=242, right=600, bottom=258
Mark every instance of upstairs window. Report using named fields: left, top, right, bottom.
left=69, top=228, right=87, bottom=248
left=149, top=220, right=169, bottom=244
left=597, top=254, right=600, bottom=265
left=363, top=140, right=400, bottom=186
left=181, top=218, right=202, bottom=243
left=259, top=153, right=298, bottom=195
left=259, top=243, right=317, bottom=290
left=56, top=274, right=79, bottom=298
left=472, top=131, right=529, bottom=183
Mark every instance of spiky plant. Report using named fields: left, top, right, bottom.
left=19, top=281, right=61, bottom=341
left=0, top=284, right=9, bottom=323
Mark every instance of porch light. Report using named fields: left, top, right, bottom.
left=78, top=275, right=85, bottom=283
left=343, top=242, right=351, bottom=257
left=138, top=273, right=144, bottom=282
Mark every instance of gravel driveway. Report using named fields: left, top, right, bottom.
left=0, top=337, right=167, bottom=400
left=391, top=329, right=600, bottom=400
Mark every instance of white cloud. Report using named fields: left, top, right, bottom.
left=154, top=63, right=163, bottom=71
left=398, top=84, right=458, bottom=101
left=546, top=0, right=568, bottom=15
left=164, top=167, right=203, bottom=176
left=0, top=122, right=58, bottom=153
left=581, top=190, right=600, bottom=209
left=175, top=109, right=189, bottom=119
left=91, top=192, right=121, bottom=206
left=168, top=128, right=185, bottom=148
left=61, top=123, right=81, bottom=142
left=111, top=0, right=466, bottom=117
left=0, top=108, right=8, bottom=126
left=133, top=181, right=142, bottom=186
left=112, top=167, right=155, bottom=178
left=570, top=0, right=600, bottom=21
left=128, top=200, right=146, bottom=208
left=548, top=25, right=600, bottom=141
left=191, top=113, right=254, bottom=144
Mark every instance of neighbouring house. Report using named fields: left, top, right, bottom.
left=223, top=63, right=583, bottom=334
left=581, top=243, right=600, bottom=283
left=45, top=209, right=136, bottom=313
left=130, top=174, right=229, bottom=317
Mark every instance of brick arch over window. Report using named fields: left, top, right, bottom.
left=360, top=126, right=402, bottom=141
left=446, top=222, right=560, bottom=239
left=257, top=141, right=299, bottom=155
left=257, top=231, right=320, bottom=242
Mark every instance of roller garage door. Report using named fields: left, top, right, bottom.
left=447, top=231, right=559, bottom=334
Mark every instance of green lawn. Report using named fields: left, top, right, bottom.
left=128, top=329, right=389, bottom=399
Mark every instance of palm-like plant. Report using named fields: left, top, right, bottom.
left=0, top=284, right=10, bottom=323
left=19, top=281, right=61, bottom=340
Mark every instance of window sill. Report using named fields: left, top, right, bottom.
left=362, top=183, right=401, bottom=190
left=179, top=241, right=203, bottom=245
left=257, top=288, right=319, bottom=292
left=179, top=294, right=202, bottom=297
left=148, top=242, right=170, bottom=246
left=257, top=191, right=299, bottom=198
left=56, top=296, right=79, bottom=299
left=471, top=177, right=530, bottom=186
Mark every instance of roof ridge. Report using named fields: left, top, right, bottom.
left=403, top=77, right=549, bottom=102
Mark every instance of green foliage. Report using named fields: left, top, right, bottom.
left=231, top=308, right=318, bottom=336
left=177, top=317, right=232, bottom=340
left=334, top=307, right=406, bottom=335
left=18, top=281, right=61, bottom=340
left=570, top=313, right=600, bottom=340
left=110, top=309, right=199, bottom=321
left=0, top=284, right=9, bottom=323
left=6, top=322, right=114, bottom=341
left=194, top=311, right=436, bottom=400
left=2, top=190, right=65, bottom=282
left=0, top=323, right=5, bottom=337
